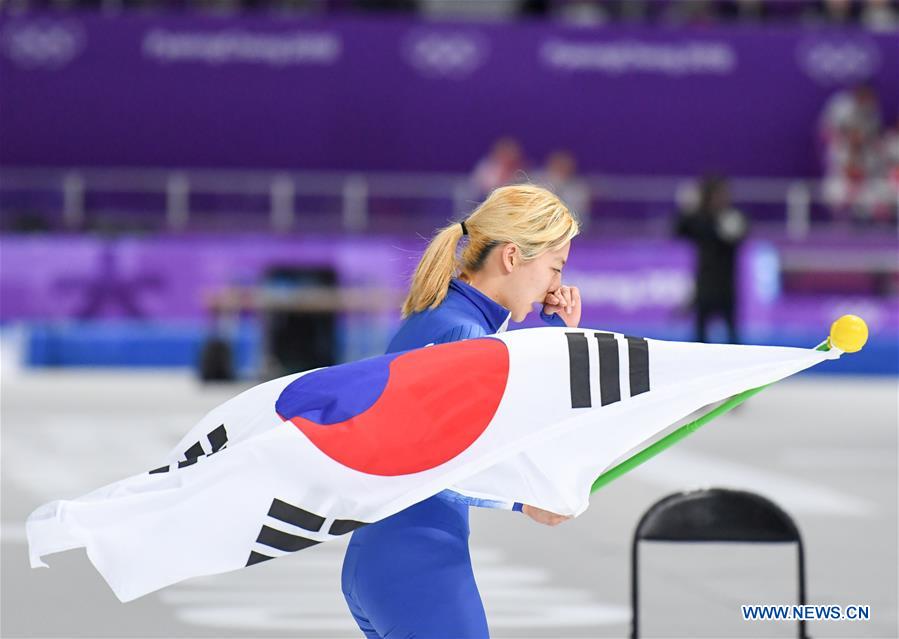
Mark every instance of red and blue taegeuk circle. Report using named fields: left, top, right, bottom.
left=275, top=338, right=509, bottom=476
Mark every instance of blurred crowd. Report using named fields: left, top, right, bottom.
left=6, top=0, right=899, bottom=30
left=818, top=84, right=899, bottom=225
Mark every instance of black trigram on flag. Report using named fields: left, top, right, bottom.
left=246, top=498, right=368, bottom=566
left=565, top=332, right=650, bottom=409
left=148, top=424, right=228, bottom=474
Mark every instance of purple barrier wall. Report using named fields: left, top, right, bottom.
left=1, top=14, right=897, bottom=176
left=3, top=234, right=896, bottom=343
left=0, top=234, right=412, bottom=321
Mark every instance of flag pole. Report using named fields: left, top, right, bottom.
left=589, top=315, right=867, bottom=494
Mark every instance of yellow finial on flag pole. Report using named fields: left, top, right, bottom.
left=828, top=315, right=868, bottom=353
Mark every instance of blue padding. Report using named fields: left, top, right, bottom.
left=26, top=321, right=261, bottom=373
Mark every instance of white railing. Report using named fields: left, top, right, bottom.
left=0, top=167, right=836, bottom=239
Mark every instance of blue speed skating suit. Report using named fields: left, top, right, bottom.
left=341, top=278, right=564, bottom=638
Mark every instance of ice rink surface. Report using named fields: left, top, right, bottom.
left=2, top=367, right=896, bottom=638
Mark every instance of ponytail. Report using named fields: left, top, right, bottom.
left=401, top=222, right=465, bottom=318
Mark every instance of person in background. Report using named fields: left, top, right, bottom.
left=823, top=124, right=886, bottom=224
left=872, top=114, right=899, bottom=224
left=675, top=175, right=748, bottom=344
left=470, top=137, right=527, bottom=198
left=663, top=0, right=717, bottom=25
left=818, top=83, right=882, bottom=148
left=719, top=0, right=769, bottom=23
left=818, top=84, right=887, bottom=224
left=861, top=0, right=899, bottom=30
left=802, top=0, right=860, bottom=24
left=882, top=115, right=899, bottom=196
left=547, top=0, right=610, bottom=24
left=538, top=150, right=592, bottom=231
left=418, top=0, right=518, bottom=20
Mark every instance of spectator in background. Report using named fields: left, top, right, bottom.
left=883, top=115, right=899, bottom=193
left=663, top=0, right=718, bottom=25
left=470, top=137, right=527, bottom=197
left=548, top=0, right=610, bottom=25
left=537, top=150, right=591, bottom=229
left=862, top=0, right=899, bottom=30
left=610, top=0, right=651, bottom=22
left=419, top=0, right=519, bottom=19
left=802, top=0, right=860, bottom=24
left=351, top=0, right=417, bottom=10
left=822, top=124, right=886, bottom=223
left=719, top=0, right=769, bottom=23
left=818, top=83, right=882, bottom=147
left=818, top=84, right=890, bottom=224
left=872, top=114, right=899, bottom=223
left=675, top=175, right=748, bottom=344
left=823, top=0, right=858, bottom=22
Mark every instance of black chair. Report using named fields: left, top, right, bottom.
left=261, top=266, right=337, bottom=377
left=631, top=488, right=809, bottom=639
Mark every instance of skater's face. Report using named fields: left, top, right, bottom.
left=496, top=241, right=570, bottom=322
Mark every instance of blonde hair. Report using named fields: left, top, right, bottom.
left=401, top=184, right=580, bottom=318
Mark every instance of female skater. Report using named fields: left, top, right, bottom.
left=341, top=184, right=582, bottom=638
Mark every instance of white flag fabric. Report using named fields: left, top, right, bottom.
left=26, top=327, right=839, bottom=602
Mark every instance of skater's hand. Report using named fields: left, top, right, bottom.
left=522, top=504, right=572, bottom=527
left=542, top=285, right=581, bottom=328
